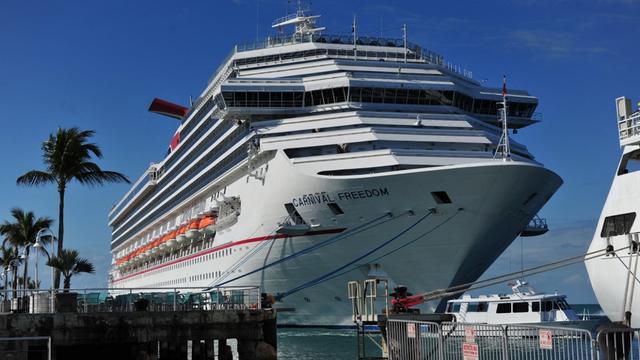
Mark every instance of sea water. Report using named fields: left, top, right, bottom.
left=275, top=304, right=606, bottom=359
left=278, top=328, right=357, bottom=360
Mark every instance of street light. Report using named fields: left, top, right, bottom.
left=36, top=228, right=55, bottom=313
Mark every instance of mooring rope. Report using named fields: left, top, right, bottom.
left=207, top=212, right=397, bottom=289
left=276, top=209, right=436, bottom=300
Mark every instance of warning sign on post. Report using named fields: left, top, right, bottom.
left=407, top=323, right=416, bottom=338
left=539, top=329, right=553, bottom=350
left=462, top=342, right=479, bottom=360
left=465, top=326, right=476, bottom=343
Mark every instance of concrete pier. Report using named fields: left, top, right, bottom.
left=0, top=309, right=277, bottom=360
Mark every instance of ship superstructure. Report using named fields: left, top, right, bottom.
left=108, top=7, right=562, bottom=325
left=586, top=96, right=640, bottom=326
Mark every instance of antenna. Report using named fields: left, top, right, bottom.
left=352, top=14, right=357, bottom=61
left=256, top=0, right=260, bottom=42
left=494, top=75, right=511, bottom=160
left=402, top=24, right=408, bottom=63
left=272, top=0, right=325, bottom=36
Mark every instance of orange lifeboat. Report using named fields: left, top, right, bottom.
left=176, top=225, right=188, bottom=244
left=186, top=219, right=201, bottom=239
left=199, top=215, right=217, bottom=235
left=166, top=229, right=178, bottom=248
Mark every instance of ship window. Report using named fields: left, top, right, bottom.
left=327, top=202, right=344, bottom=215
left=496, top=303, right=511, bottom=313
left=513, top=302, right=529, bottom=313
left=467, top=302, right=488, bottom=312
left=542, top=301, right=553, bottom=312
left=618, top=150, right=640, bottom=175
left=532, top=301, right=540, bottom=312
left=600, top=212, right=636, bottom=237
left=431, top=191, right=452, bottom=204
left=450, top=303, right=461, bottom=313
left=556, top=299, right=570, bottom=310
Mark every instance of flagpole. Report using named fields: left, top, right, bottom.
left=501, top=75, right=510, bottom=160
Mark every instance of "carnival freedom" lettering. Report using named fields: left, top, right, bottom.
left=292, top=187, right=389, bottom=207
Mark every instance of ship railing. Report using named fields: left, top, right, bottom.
left=2, top=286, right=262, bottom=314
left=386, top=319, right=640, bottom=360
left=0, top=336, right=51, bottom=360
left=230, top=33, right=472, bottom=79
left=618, top=111, right=640, bottom=145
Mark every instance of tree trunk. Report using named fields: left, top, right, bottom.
left=55, top=187, right=65, bottom=289
left=63, top=276, right=71, bottom=293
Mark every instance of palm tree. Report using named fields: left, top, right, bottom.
left=17, top=276, right=40, bottom=290
left=0, top=208, right=53, bottom=296
left=47, top=249, right=95, bottom=292
left=16, top=127, right=130, bottom=288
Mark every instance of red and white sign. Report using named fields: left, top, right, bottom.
left=407, top=323, right=416, bottom=338
left=539, top=329, right=553, bottom=350
left=462, top=342, right=479, bottom=360
left=465, top=326, right=476, bottom=343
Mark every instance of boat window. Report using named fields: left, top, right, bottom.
left=467, top=302, right=488, bottom=312
left=451, top=303, right=461, bottom=313
left=600, top=212, right=636, bottom=237
left=496, top=303, right=511, bottom=314
left=532, top=301, right=540, bottom=312
left=555, top=299, right=570, bottom=310
left=618, top=149, right=640, bottom=175
left=542, top=301, right=553, bottom=312
left=513, top=302, right=529, bottom=313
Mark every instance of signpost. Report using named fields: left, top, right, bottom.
left=539, top=329, right=553, bottom=350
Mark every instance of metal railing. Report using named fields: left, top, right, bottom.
left=2, top=286, right=261, bottom=314
left=0, top=336, right=51, bottom=360
left=619, top=111, right=640, bottom=145
left=386, top=319, right=640, bottom=360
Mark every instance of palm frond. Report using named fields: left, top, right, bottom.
left=74, top=170, right=130, bottom=186
left=73, top=258, right=95, bottom=275
left=16, top=170, right=57, bottom=187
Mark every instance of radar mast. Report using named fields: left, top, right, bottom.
left=272, top=1, right=325, bottom=36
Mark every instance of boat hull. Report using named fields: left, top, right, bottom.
left=111, top=153, right=562, bottom=326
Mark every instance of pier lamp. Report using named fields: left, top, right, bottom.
left=36, top=228, right=56, bottom=312
left=0, top=269, right=6, bottom=301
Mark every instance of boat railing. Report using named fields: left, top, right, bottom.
left=1, top=285, right=263, bottom=314
left=229, top=33, right=471, bottom=79
left=386, top=319, right=636, bottom=360
left=618, top=110, right=640, bottom=145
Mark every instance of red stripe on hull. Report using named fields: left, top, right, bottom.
left=112, top=228, right=346, bottom=283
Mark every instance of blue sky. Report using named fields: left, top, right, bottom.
left=0, top=0, right=639, bottom=301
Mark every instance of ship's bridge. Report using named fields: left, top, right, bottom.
left=616, top=96, right=640, bottom=147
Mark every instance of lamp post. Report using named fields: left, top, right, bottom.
left=36, top=228, right=55, bottom=313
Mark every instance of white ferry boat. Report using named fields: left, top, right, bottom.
left=108, top=6, right=562, bottom=326
left=444, top=280, right=579, bottom=324
left=587, top=96, right=640, bottom=327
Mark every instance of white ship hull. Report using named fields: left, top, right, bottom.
left=586, top=146, right=640, bottom=326
left=112, top=152, right=561, bottom=326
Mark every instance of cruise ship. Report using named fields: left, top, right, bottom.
left=108, top=8, right=562, bottom=326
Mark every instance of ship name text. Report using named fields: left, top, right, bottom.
left=292, top=187, right=389, bottom=207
